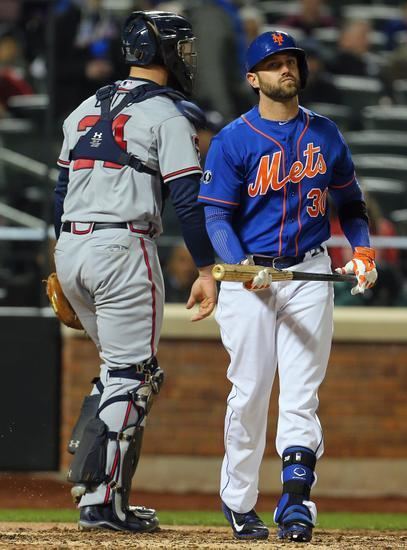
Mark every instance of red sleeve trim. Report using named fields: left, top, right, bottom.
left=198, top=195, right=239, bottom=207
left=57, top=159, right=70, bottom=167
left=330, top=174, right=356, bottom=189
left=163, top=166, right=202, bottom=181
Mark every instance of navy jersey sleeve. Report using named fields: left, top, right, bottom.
left=54, top=167, right=69, bottom=239
left=198, top=134, right=242, bottom=209
left=168, top=174, right=215, bottom=268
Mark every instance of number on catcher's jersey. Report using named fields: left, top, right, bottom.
left=73, top=114, right=131, bottom=171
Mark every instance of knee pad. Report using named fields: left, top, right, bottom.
left=274, top=446, right=317, bottom=527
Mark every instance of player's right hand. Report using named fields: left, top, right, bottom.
left=186, top=265, right=217, bottom=321
left=335, top=246, right=378, bottom=295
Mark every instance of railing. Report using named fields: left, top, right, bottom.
left=1, top=146, right=407, bottom=247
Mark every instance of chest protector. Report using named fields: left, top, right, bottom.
left=70, top=82, right=205, bottom=175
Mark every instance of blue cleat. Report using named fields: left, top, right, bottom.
left=222, top=501, right=269, bottom=540
left=277, top=521, right=313, bottom=542
left=79, top=503, right=159, bottom=533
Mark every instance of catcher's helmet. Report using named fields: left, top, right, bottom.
left=121, top=11, right=197, bottom=96
left=246, top=31, right=308, bottom=89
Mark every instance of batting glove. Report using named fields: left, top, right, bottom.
left=241, top=258, right=273, bottom=291
left=335, top=246, right=378, bottom=295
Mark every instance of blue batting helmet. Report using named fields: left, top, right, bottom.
left=246, top=31, right=308, bottom=88
left=121, top=11, right=197, bottom=96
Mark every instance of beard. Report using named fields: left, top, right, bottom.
left=257, top=75, right=300, bottom=101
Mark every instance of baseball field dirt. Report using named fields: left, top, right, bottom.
left=1, top=476, right=407, bottom=548
left=0, top=523, right=406, bottom=549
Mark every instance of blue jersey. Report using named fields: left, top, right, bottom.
left=198, top=105, right=364, bottom=257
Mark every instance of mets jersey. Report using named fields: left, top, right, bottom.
left=57, top=79, right=202, bottom=235
left=198, top=105, right=364, bottom=257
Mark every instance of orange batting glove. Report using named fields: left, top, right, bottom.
left=335, top=246, right=378, bottom=295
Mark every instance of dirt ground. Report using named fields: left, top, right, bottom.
left=0, top=524, right=406, bottom=550
left=1, top=474, right=407, bottom=513
left=1, top=475, right=407, bottom=548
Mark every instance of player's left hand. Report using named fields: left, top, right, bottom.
left=335, top=246, right=378, bottom=295
left=186, top=265, right=217, bottom=321
left=244, top=268, right=273, bottom=291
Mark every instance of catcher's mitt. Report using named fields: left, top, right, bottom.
left=45, top=272, right=83, bottom=330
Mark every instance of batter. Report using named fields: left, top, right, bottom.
left=198, top=31, right=377, bottom=542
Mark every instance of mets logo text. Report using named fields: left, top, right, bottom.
left=248, top=143, right=327, bottom=197
left=272, top=32, right=284, bottom=46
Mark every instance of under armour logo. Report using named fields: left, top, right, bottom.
left=90, top=132, right=103, bottom=147
left=69, top=439, right=80, bottom=448
left=272, top=32, right=284, bottom=46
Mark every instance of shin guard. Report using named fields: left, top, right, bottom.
left=274, top=446, right=317, bottom=528
left=109, top=358, right=164, bottom=521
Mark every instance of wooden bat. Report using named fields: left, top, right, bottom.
left=212, top=263, right=357, bottom=284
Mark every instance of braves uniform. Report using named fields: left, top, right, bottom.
left=53, top=10, right=217, bottom=534
left=55, top=77, right=202, bottom=499
left=198, top=30, right=376, bottom=543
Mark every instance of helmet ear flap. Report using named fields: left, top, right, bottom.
left=122, top=14, right=160, bottom=66
left=133, top=20, right=160, bottom=65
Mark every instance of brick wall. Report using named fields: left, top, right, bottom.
left=60, top=335, right=407, bottom=470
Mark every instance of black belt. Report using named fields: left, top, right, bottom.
left=253, top=246, right=324, bottom=269
left=62, top=222, right=128, bottom=233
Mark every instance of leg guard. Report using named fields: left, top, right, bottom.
left=274, top=446, right=317, bottom=541
left=67, top=357, right=163, bottom=519
left=109, top=358, right=164, bottom=522
left=67, top=417, right=108, bottom=485
left=68, top=392, right=102, bottom=454
left=67, top=378, right=104, bottom=502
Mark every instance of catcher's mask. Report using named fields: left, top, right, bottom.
left=121, top=10, right=197, bottom=96
left=246, top=30, right=308, bottom=89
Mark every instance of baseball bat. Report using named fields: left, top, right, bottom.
left=212, top=263, right=357, bottom=284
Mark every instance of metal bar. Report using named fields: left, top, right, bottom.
left=0, top=202, right=45, bottom=228
left=326, top=235, right=407, bottom=248
left=0, top=146, right=58, bottom=181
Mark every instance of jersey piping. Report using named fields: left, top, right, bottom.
left=241, top=114, right=288, bottom=255
left=330, top=174, right=356, bottom=189
left=163, top=165, right=202, bottom=182
left=294, top=111, right=310, bottom=255
left=197, top=195, right=240, bottom=207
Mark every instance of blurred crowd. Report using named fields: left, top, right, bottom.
left=0, top=0, right=407, bottom=306
left=1, top=0, right=406, bottom=122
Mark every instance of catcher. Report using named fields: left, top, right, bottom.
left=49, top=10, right=216, bottom=533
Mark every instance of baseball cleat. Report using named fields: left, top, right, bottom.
left=222, top=501, right=269, bottom=540
left=78, top=503, right=159, bottom=533
left=277, top=521, right=313, bottom=542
